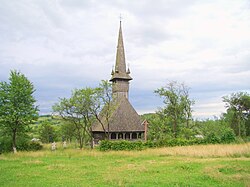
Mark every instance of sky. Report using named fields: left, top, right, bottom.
left=0, top=0, right=249, bottom=119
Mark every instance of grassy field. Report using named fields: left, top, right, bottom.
left=0, top=143, right=250, bottom=187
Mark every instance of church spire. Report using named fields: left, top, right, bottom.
left=110, top=21, right=132, bottom=81
left=115, top=21, right=126, bottom=74
left=110, top=21, right=132, bottom=99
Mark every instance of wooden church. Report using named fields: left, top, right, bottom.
left=92, top=21, right=147, bottom=143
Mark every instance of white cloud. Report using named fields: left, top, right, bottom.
left=0, top=0, right=249, bottom=118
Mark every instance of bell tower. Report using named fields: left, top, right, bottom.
left=110, top=21, right=132, bottom=99
left=92, top=20, right=146, bottom=144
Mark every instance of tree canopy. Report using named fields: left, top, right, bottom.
left=223, top=92, right=250, bottom=136
left=53, top=88, right=97, bottom=148
left=0, top=70, right=39, bottom=153
left=155, top=81, right=194, bottom=138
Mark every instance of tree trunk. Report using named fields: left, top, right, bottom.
left=238, top=114, right=241, bottom=137
left=90, top=136, right=94, bottom=149
left=173, top=120, right=177, bottom=138
left=12, top=130, right=17, bottom=153
left=79, top=137, right=83, bottom=149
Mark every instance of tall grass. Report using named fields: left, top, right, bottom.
left=3, top=142, right=248, bottom=159
left=0, top=143, right=249, bottom=186
left=143, top=143, right=250, bottom=157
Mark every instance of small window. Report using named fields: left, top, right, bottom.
left=111, top=133, right=116, bottom=139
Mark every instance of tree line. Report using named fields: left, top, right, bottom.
left=0, top=70, right=249, bottom=153
left=146, top=81, right=250, bottom=143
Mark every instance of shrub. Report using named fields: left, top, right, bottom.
left=28, top=142, right=43, bottom=151
left=99, top=140, right=112, bottom=151
left=144, top=140, right=157, bottom=148
left=221, top=129, right=236, bottom=143
left=0, top=137, right=12, bottom=153
left=99, top=140, right=145, bottom=151
left=0, top=136, right=43, bottom=153
left=205, top=133, right=221, bottom=144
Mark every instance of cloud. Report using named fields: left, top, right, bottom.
left=0, top=0, right=249, bottom=118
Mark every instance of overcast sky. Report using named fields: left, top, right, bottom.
left=0, top=0, right=249, bottom=119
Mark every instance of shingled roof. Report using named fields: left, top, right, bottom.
left=92, top=96, right=144, bottom=132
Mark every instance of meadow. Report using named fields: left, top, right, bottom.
left=0, top=143, right=249, bottom=187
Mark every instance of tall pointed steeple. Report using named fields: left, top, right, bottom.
left=110, top=21, right=132, bottom=99
left=92, top=20, right=146, bottom=144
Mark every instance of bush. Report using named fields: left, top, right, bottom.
left=204, top=133, right=221, bottom=144
left=39, top=122, right=58, bottom=143
left=98, top=138, right=207, bottom=152
left=99, top=140, right=145, bottom=151
left=98, top=134, right=238, bottom=152
left=221, top=129, right=236, bottom=143
left=0, top=137, right=12, bottom=153
left=144, top=140, right=157, bottom=148
left=147, top=138, right=199, bottom=148
left=28, top=142, right=43, bottom=151
left=0, top=136, right=43, bottom=153
left=99, top=140, right=112, bottom=151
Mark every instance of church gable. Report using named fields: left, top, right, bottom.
left=108, top=97, right=143, bottom=132
left=92, top=97, right=144, bottom=132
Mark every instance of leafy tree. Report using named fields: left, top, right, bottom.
left=53, top=88, right=97, bottom=148
left=90, top=80, right=114, bottom=139
left=181, top=84, right=195, bottom=128
left=60, top=121, right=76, bottom=143
left=195, top=119, right=236, bottom=143
left=0, top=70, right=38, bottom=153
left=39, top=121, right=58, bottom=143
left=155, top=81, right=194, bottom=138
left=142, top=113, right=172, bottom=141
left=223, top=92, right=250, bottom=136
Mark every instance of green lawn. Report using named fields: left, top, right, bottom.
left=0, top=144, right=249, bottom=187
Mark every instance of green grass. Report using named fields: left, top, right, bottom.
left=0, top=143, right=250, bottom=187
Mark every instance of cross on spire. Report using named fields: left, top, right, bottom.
left=119, top=14, right=122, bottom=22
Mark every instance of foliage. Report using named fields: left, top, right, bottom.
left=60, top=121, right=76, bottom=143
left=99, top=140, right=145, bottom=151
left=221, top=128, right=236, bottom=143
left=155, top=81, right=194, bottom=138
left=143, top=113, right=173, bottom=141
left=38, top=120, right=58, bottom=143
left=204, top=133, right=221, bottom=144
left=195, top=119, right=236, bottom=144
left=0, top=135, right=42, bottom=153
left=0, top=70, right=39, bottom=153
left=144, top=138, right=203, bottom=148
left=52, top=80, right=113, bottom=148
left=53, top=88, right=98, bottom=148
left=223, top=92, right=250, bottom=137
left=178, top=126, right=197, bottom=139
left=144, top=112, right=237, bottom=146
left=91, top=80, right=113, bottom=139
left=99, top=138, right=214, bottom=151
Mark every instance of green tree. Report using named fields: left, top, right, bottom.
left=53, top=88, right=97, bottom=148
left=39, top=121, right=58, bottom=143
left=155, top=81, right=194, bottom=138
left=195, top=119, right=236, bottom=143
left=223, top=92, right=250, bottom=136
left=90, top=80, right=114, bottom=139
left=181, top=84, right=195, bottom=128
left=0, top=70, right=38, bottom=153
left=60, top=122, right=76, bottom=143
left=142, top=113, right=172, bottom=141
